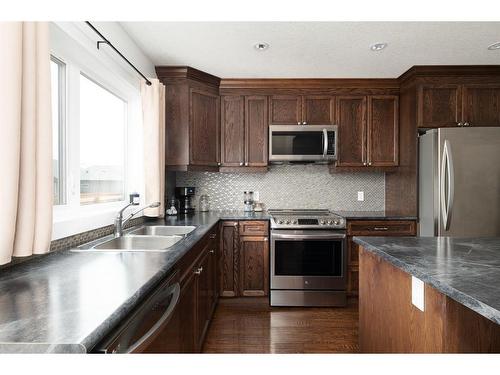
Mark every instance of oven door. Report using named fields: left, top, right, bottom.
left=270, top=230, right=346, bottom=290
left=269, top=125, right=337, bottom=162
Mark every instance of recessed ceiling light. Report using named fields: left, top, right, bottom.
left=370, top=42, right=387, bottom=51
left=254, top=42, right=269, bottom=51
left=487, top=42, right=500, bottom=50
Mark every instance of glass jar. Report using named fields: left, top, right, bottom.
left=199, top=195, right=210, bottom=212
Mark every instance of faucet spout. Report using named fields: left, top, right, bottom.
left=114, top=201, right=161, bottom=238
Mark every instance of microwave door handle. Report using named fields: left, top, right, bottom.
left=322, top=129, right=328, bottom=158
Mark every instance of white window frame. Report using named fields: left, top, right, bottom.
left=50, top=22, right=144, bottom=240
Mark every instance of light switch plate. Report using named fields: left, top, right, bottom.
left=254, top=191, right=260, bottom=201
left=357, top=191, right=365, bottom=201
left=412, top=276, right=425, bottom=311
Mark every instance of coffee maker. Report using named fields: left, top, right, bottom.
left=175, top=187, right=196, bottom=215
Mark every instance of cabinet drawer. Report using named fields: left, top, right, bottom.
left=239, top=221, right=269, bottom=236
left=347, top=220, right=416, bottom=236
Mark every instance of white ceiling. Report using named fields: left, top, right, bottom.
left=120, top=22, right=500, bottom=78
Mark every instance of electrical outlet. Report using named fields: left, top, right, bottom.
left=412, top=276, right=425, bottom=311
left=357, top=191, right=365, bottom=202
left=254, top=191, right=260, bottom=201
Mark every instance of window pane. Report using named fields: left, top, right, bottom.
left=51, top=57, right=65, bottom=205
left=79, top=74, right=126, bottom=205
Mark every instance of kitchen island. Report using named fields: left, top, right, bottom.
left=354, top=236, right=500, bottom=353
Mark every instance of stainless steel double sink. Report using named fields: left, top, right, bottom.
left=76, top=226, right=196, bottom=252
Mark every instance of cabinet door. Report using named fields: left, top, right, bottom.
left=195, top=250, right=210, bottom=351
left=336, top=96, right=367, bottom=167
left=303, top=96, right=335, bottom=125
left=269, top=95, right=302, bottom=125
left=206, top=243, right=218, bottom=318
left=417, top=84, right=462, bottom=128
left=178, top=270, right=197, bottom=352
left=190, top=89, right=220, bottom=166
left=245, top=96, right=268, bottom=166
left=462, top=84, right=500, bottom=127
left=220, top=221, right=239, bottom=297
left=221, top=96, right=245, bottom=166
left=239, top=236, right=269, bottom=297
left=367, top=95, right=399, bottom=167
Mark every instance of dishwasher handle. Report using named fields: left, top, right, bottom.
left=97, top=275, right=181, bottom=354
left=126, top=282, right=180, bottom=353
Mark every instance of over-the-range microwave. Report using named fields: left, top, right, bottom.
left=269, top=124, right=338, bottom=163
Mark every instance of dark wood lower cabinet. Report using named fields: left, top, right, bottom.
left=239, top=236, right=269, bottom=296
left=220, top=220, right=269, bottom=298
left=346, top=219, right=417, bottom=297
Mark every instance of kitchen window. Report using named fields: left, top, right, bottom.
left=79, top=73, right=127, bottom=205
left=50, top=22, right=144, bottom=240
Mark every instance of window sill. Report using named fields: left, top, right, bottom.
left=52, top=203, right=142, bottom=240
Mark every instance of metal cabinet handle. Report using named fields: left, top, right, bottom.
left=303, top=121, right=307, bottom=125
left=239, top=162, right=244, bottom=166
left=194, top=267, right=203, bottom=275
left=363, top=162, right=367, bottom=166
left=457, top=122, right=463, bottom=127
left=373, top=227, right=389, bottom=231
left=368, top=162, right=372, bottom=166
left=464, top=122, right=470, bottom=127
left=297, top=122, right=301, bottom=125
left=209, top=233, right=216, bottom=239
left=245, top=162, right=249, bottom=166
left=217, top=162, right=221, bottom=166
left=209, top=249, right=215, bottom=254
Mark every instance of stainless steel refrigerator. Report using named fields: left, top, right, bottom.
left=419, top=127, right=500, bottom=237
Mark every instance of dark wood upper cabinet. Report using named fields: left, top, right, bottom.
left=368, top=96, right=399, bottom=167
left=220, top=96, right=245, bottom=166
left=417, top=84, right=462, bottom=128
left=269, top=95, right=302, bottom=124
left=190, top=89, right=220, bottom=167
left=156, top=66, right=221, bottom=171
left=336, top=96, right=367, bottom=167
left=245, top=96, right=268, bottom=166
left=462, top=84, right=500, bottom=127
left=239, top=236, right=269, bottom=297
left=269, top=95, right=335, bottom=125
left=303, top=96, right=335, bottom=125
left=220, top=95, right=268, bottom=169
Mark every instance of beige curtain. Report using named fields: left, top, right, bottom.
left=141, top=79, right=166, bottom=217
left=0, top=22, right=53, bottom=265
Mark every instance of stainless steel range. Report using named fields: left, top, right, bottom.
left=268, top=209, right=347, bottom=307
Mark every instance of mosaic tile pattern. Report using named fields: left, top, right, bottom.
left=50, top=216, right=146, bottom=252
left=176, top=164, right=385, bottom=212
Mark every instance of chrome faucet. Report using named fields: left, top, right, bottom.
left=114, top=200, right=160, bottom=238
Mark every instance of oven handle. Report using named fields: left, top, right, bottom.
left=271, top=232, right=346, bottom=240
left=322, top=128, right=328, bottom=158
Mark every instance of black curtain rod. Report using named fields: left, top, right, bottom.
left=85, top=21, right=152, bottom=86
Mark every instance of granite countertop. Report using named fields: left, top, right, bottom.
left=353, top=236, right=500, bottom=325
left=334, top=211, right=418, bottom=221
left=0, top=211, right=268, bottom=353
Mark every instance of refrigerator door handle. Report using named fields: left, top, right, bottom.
left=440, top=140, right=455, bottom=231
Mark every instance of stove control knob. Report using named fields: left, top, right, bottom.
left=277, top=219, right=283, bottom=224
left=284, top=220, right=290, bottom=224
left=327, top=220, right=333, bottom=225
left=319, top=220, right=325, bottom=225
left=334, top=220, right=340, bottom=225
left=291, top=219, right=298, bottom=225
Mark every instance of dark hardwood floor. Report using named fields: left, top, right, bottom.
left=202, top=297, right=359, bottom=353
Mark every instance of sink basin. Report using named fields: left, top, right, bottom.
left=91, top=235, right=183, bottom=251
left=128, top=225, right=196, bottom=236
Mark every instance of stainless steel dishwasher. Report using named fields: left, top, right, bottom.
left=93, top=271, right=180, bottom=353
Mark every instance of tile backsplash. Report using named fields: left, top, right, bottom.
left=175, top=164, right=385, bottom=211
